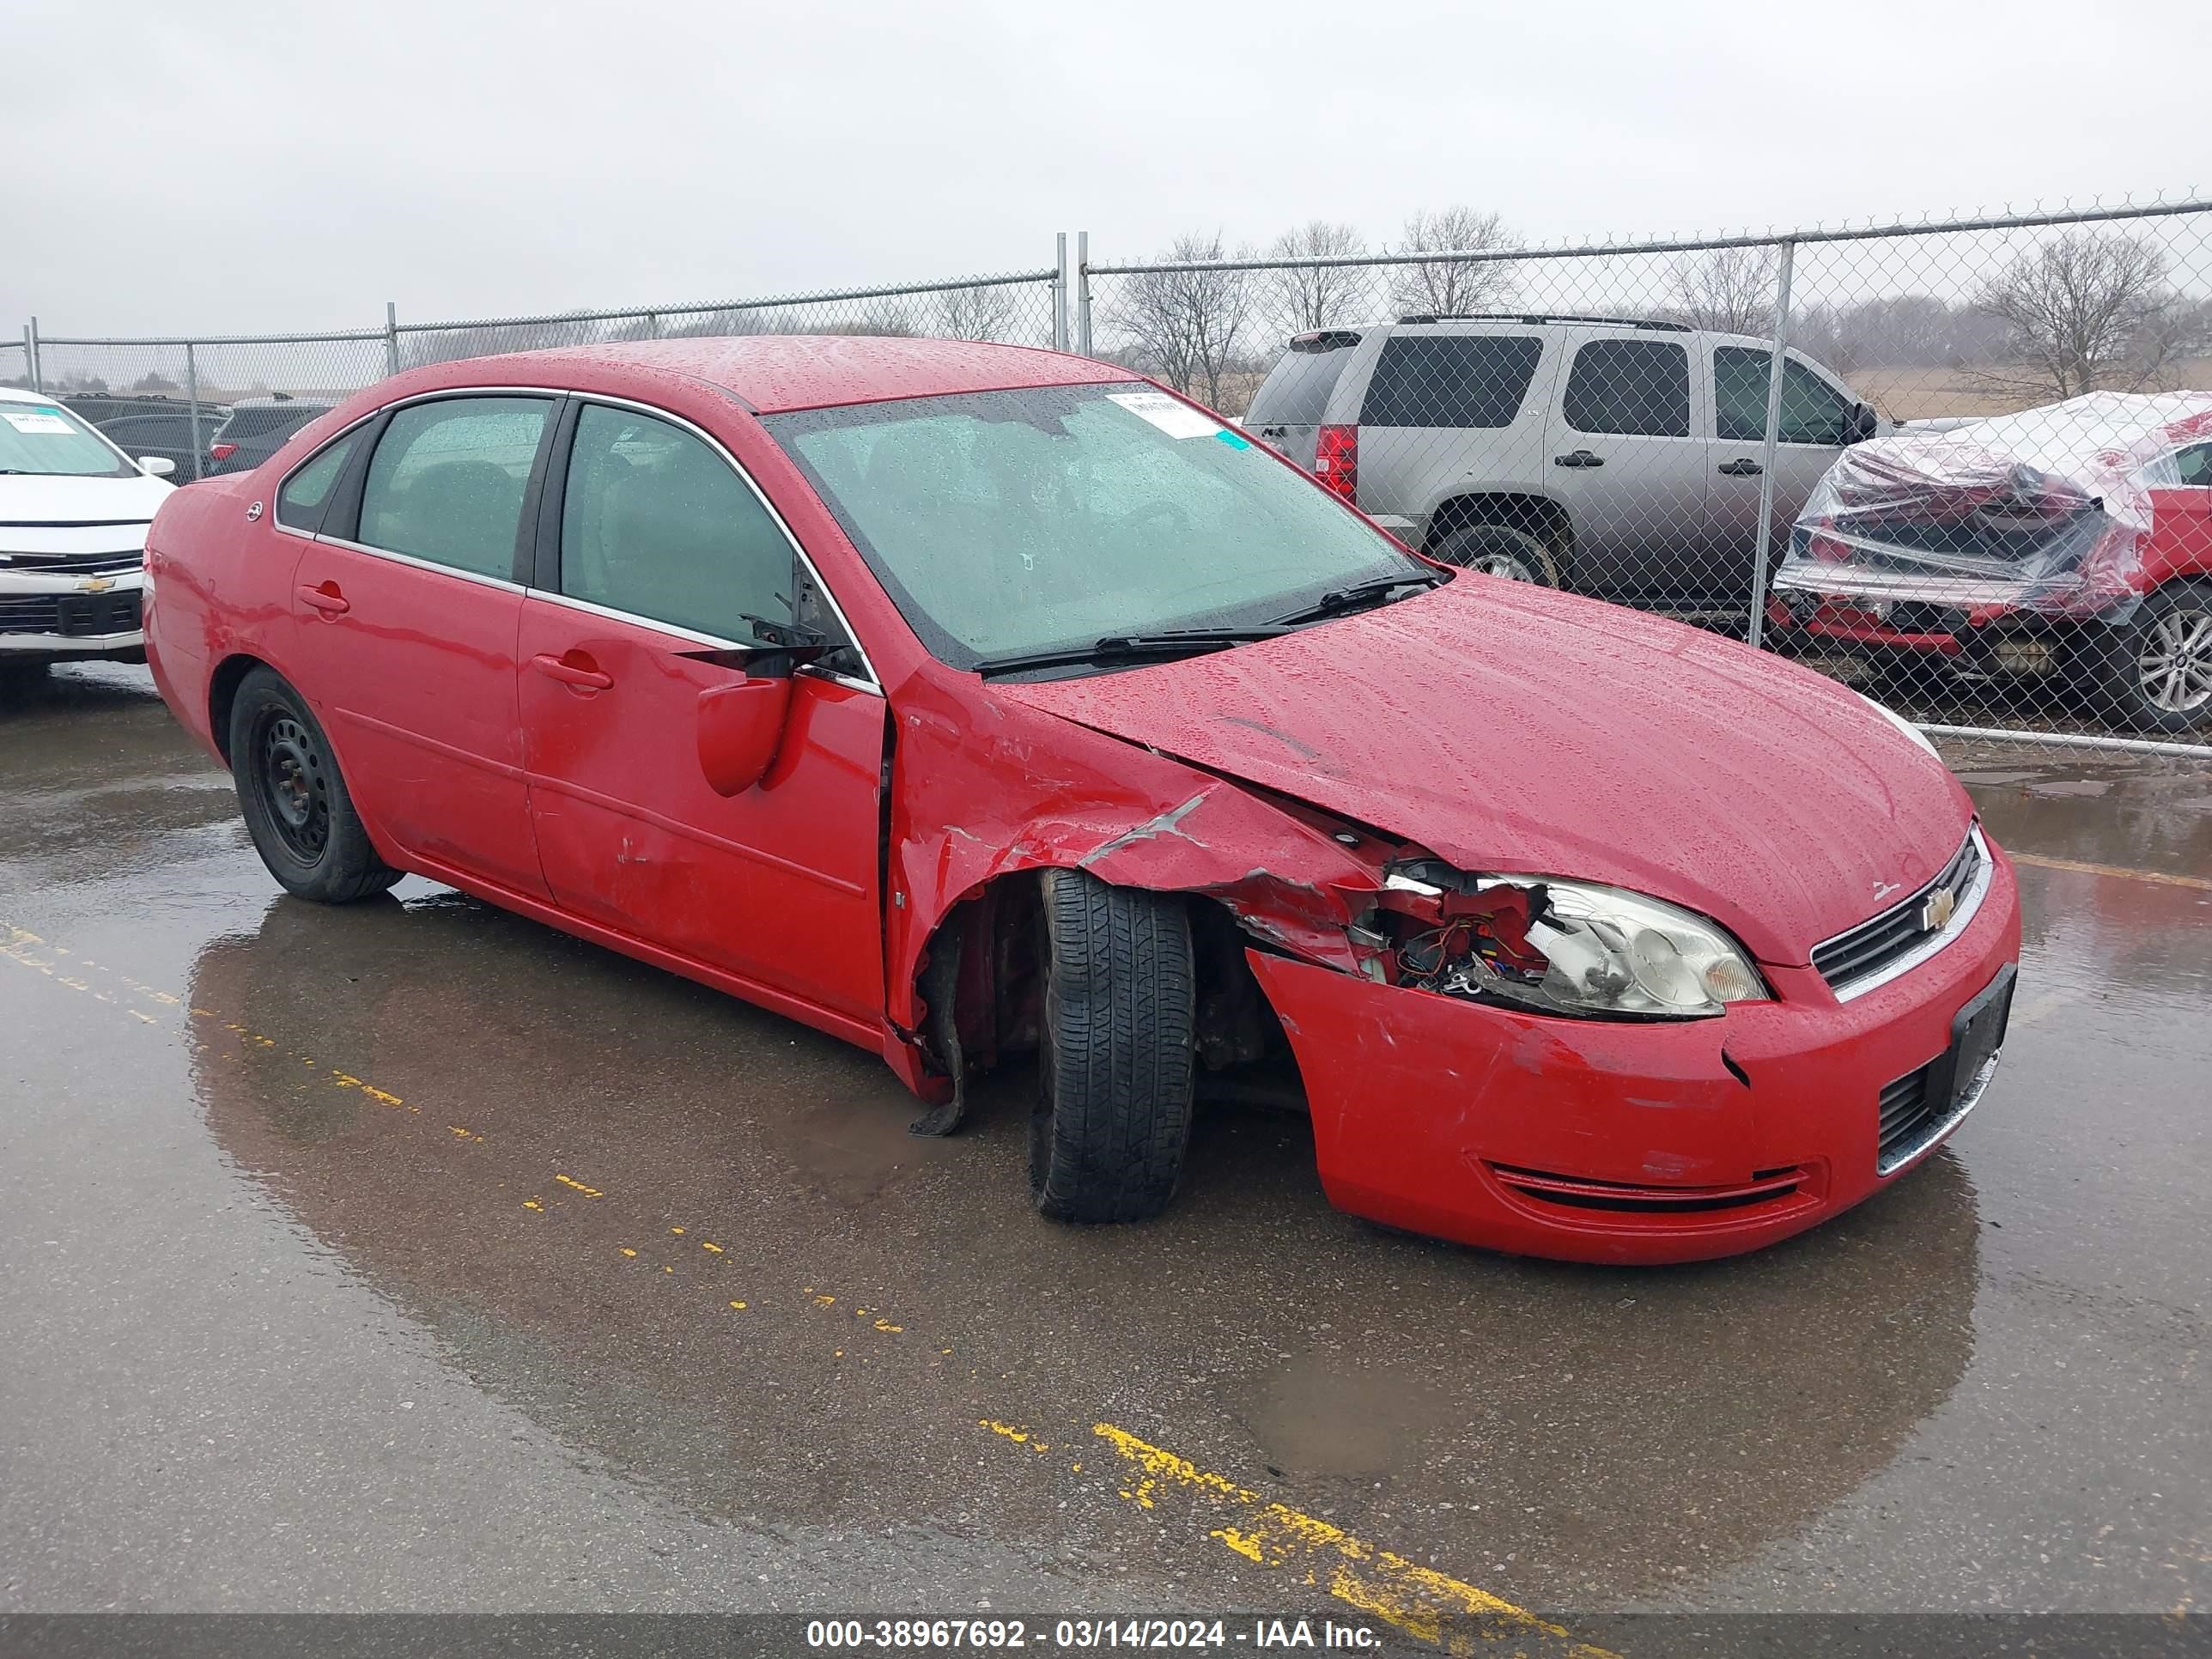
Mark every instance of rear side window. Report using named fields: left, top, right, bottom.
left=1563, top=339, right=1692, bottom=438
left=1359, top=335, right=1543, bottom=428
left=277, top=431, right=363, bottom=531
left=358, top=398, right=550, bottom=580
left=1247, top=339, right=1360, bottom=425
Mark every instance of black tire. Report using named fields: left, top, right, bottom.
left=2069, top=580, right=2212, bottom=734
left=228, top=666, right=401, bottom=902
left=1431, top=523, right=1561, bottom=586
left=1030, top=868, right=1196, bottom=1224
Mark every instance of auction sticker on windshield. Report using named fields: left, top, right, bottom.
left=1108, top=391, right=1222, bottom=440
left=3, top=410, right=75, bottom=434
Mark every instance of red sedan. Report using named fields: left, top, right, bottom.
left=143, top=338, right=2021, bottom=1265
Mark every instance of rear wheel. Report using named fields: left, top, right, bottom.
left=228, top=666, right=401, bottom=902
left=1431, top=523, right=1561, bottom=586
left=1030, top=869, right=1195, bottom=1224
left=2072, top=581, right=2212, bottom=733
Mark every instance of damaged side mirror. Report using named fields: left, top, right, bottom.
left=691, top=646, right=820, bottom=797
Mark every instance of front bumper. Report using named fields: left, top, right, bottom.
left=0, top=565, right=147, bottom=660
left=1248, top=842, right=2021, bottom=1264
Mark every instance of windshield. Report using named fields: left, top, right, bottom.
left=0, top=401, right=137, bottom=478
left=765, top=381, right=1425, bottom=671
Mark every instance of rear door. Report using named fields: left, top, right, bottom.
left=517, top=398, right=887, bottom=1028
left=1351, top=327, right=1553, bottom=540
left=291, top=393, right=557, bottom=900
left=1707, top=343, right=1860, bottom=600
left=2142, top=441, right=2212, bottom=586
left=1544, top=329, right=1706, bottom=603
left=1243, top=332, right=1364, bottom=470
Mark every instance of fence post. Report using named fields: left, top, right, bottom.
left=185, top=342, right=204, bottom=481
left=19, top=324, right=31, bottom=391
left=385, top=301, right=401, bottom=377
left=1076, top=230, right=1092, bottom=357
left=27, top=316, right=40, bottom=393
left=644, top=312, right=661, bottom=339
left=1053, top=233, right=1069, bottom=352
left=1745, top=238, right=1796, bottom=652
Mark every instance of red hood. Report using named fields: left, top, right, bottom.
left=994, top=580, right=1973, bottom=965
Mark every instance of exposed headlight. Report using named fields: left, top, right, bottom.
left=1371, top=867, right=1769, bottom=1020
left=1858, top=692, right=1941, bottom=762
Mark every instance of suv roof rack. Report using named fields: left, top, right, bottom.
left=1397, top=313, right=1692, bottom=333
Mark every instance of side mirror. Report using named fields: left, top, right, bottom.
left=139, top=456, right=178, bottom=477
left=1844, top=402, right=1879, bottom=445
left=696, top=665, right=795, bottom=797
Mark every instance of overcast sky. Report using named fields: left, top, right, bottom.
left=8, top=0, right=2204, bottom=337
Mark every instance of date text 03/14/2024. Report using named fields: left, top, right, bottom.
left=803, top=1618, right=1383, bottom=1649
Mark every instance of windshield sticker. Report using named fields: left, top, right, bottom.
left=1214, top=427, right=1252, bottom=450
left=1107, top=392, right=1223, bottom=441
left=3, top=410, right=75, bottom=434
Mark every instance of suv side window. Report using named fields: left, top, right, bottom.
left=358, top=397, right=550, bottom=580
left=1360, top=335, right=1543, bottom=428
left=1563, top=339, right=1691, bottom=438
left=1714, top=347, right=1853, bottom=445
left=558, top=403, right=797, bottom=647
left=277, top=430, right=364, bottom=531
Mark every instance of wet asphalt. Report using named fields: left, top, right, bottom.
left=2, top=663, right=2208, bottom=1640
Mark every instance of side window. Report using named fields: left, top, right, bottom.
left=1712, top=346, right=1770, bottom=442
left=1777, top=359, right=1852, bottom=446
left=276, top=431, right=362, bottom=531
left=2177, top=444, right=2212, bottom=487
left=358, top=398, right=550, bottom=579
left=558, top=404, right=796, bottom=646
left=1359, top=335, right=1543, bottom=428
left=1562, top=339, right=1691, bottom=438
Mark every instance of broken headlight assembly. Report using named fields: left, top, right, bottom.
left=1361, top=861, right=1769, bottom=1020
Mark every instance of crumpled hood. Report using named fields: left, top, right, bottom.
left=994, top=580, right=1974, bottom=965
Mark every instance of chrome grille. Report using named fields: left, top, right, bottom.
left=1814, top=829, right=1986, bottom=997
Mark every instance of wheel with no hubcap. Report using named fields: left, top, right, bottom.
left=229, top=665, right=401, bottom=902
left=1031, top=868, right=1196, bottom=1224
left=1431, top=523, right=1561, bottom=586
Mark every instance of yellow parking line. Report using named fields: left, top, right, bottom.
left=2008, top=852, right=2212, bottom=891
left=1089, top=1425, right=1619, bottom=1658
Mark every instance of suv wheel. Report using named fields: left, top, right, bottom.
left=2072, top=581, right=2212, bottom=733
left=1432, top=524, right=1560, bottom=586
left=1030, top=869, right=1195, bottom=1224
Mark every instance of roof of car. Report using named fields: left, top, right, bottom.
left=466, top=336, right=1122, bottom=414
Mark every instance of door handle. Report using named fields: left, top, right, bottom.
left=532, top=652, right=613, bottom=691
left=295, top=581, right=349, bottom=616
left=1717, top=459, right=1764, bottom=477
left=1553, top=450, right=1604, bottom=468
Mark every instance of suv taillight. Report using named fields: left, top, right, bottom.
left=1315, top=424, right=1358, bottom=501
left=209, top=442, right=238, bottom=461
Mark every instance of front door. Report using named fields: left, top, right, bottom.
left=518, top=399, right=886, bottom=1027
left=290, top=393, right=558, bottom=900
left=1543, top=329, right=1709, bottom=605
left=1706, top=343, right=1856, bottom=602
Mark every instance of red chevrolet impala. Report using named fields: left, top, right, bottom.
left=143, top=338, right=2021, bottom=1264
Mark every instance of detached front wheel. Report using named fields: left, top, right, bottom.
left=229, top=666, right=401, bottom=902
left=1031, top=869, right=1195, bottom=1224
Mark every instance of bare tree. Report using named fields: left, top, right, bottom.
left=1109, top=230, right=1256, bottom=408
left=1972, top=230, right=2186, bottom=398
left=1267, top=220, right=1371, bottom=334
left=1389, top=207, right=1517, bottom=317
left=934, top=284, right=1019, bottom=343
left=1668, top=244, right=1781, bottom=336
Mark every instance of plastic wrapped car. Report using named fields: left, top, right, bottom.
left=1772, top=391, right=2212, bottom=732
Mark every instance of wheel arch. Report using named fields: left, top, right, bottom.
left=1424, top=490, right=1576, bottom=562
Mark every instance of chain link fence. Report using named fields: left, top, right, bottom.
left=1085, top=201, right=2212, bottom=757
left=17, top=205, right=2212, bottom=756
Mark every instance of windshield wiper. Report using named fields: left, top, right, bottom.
left=1270, top=571, right=1447, bottom=628
left=972, top=628, right=1289, bottom=679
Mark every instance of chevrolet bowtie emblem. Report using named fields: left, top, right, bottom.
left=78, top=575, right=117, bottom=594
left=1921, top=885, right=1957, bottom=933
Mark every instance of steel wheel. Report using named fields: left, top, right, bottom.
left=258, top=713, right=331, bottom=861
left=2137, top=604, right=2212, bottom=714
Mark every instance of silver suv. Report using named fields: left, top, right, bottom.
left=1244, top=314, right=1881, bottom=611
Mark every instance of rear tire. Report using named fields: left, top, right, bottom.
left=228, top=666, right=402, bottom=902
left=1030, top=869, right=1195, bottom=1224
left=1431, top=523, right=1561, bottom=586
left=2070, top=581, right=2212, bottom=733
